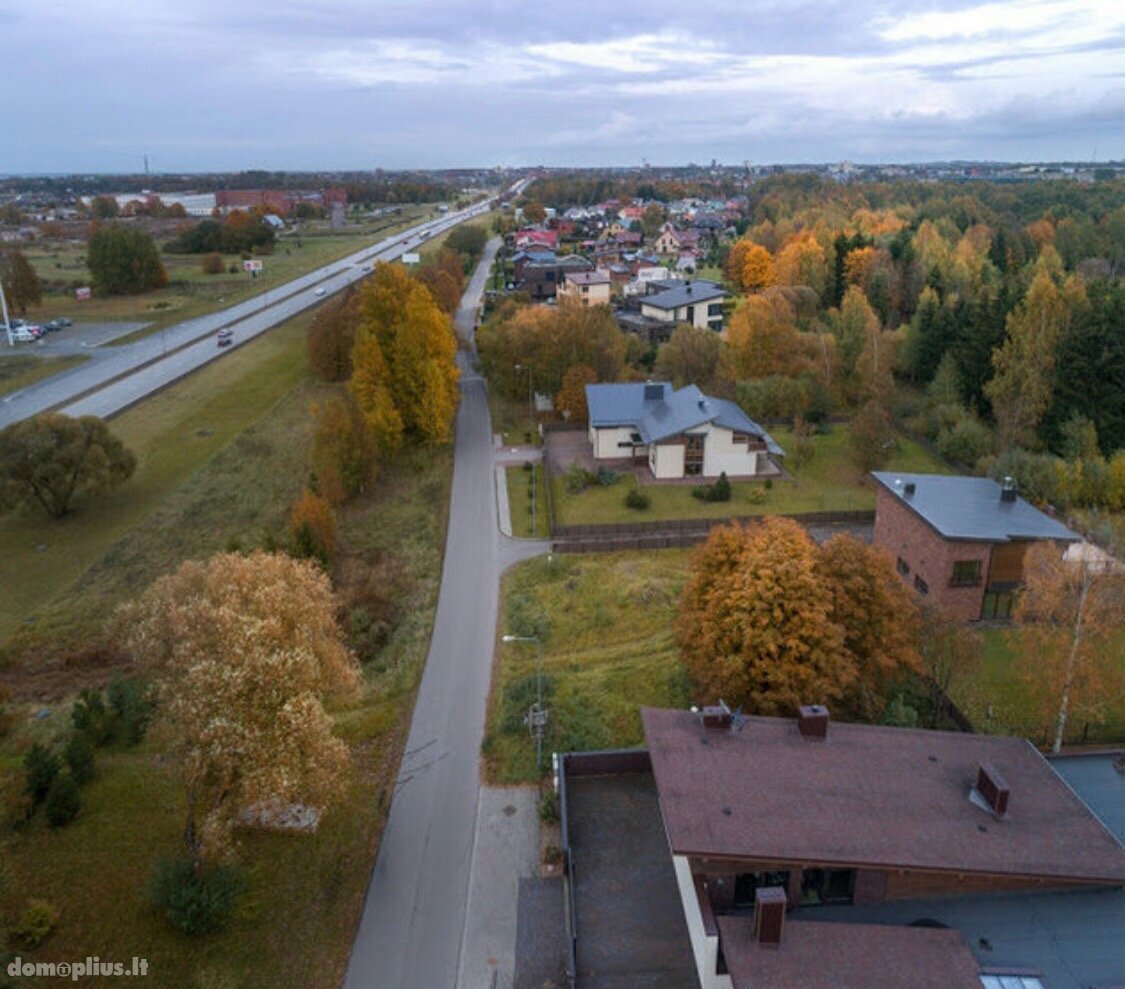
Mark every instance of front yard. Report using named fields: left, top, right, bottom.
left=549, top=422, right=950, bottom=526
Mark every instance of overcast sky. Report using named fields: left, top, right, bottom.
left=2, top=0, right=1122, bottom=173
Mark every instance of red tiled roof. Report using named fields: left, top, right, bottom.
left=641, top=708, right=1125, bottom=883
left=717, top=917, right=982, bottom=989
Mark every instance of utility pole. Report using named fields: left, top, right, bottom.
left=0, top=268, right=12, bottom=347
left=502, top=634, right=546, bottom=770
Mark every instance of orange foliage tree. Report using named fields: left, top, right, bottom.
left=310, top=395, right=377, bottom=505
left=555, top=364, right=598, bottom=422
left=307, top=289, right=359, bottom=383
left=775, top=232, right=828, bottom=301
left=289, top=489, right=338, bottom=564
left=723, top=295, right=805, bottom=380
left=676, top=519, right=853, bottom=715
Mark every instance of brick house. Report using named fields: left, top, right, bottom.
left=872, top=472, right=1079, bottom=620
left=556, top=269, right=612, bottom=308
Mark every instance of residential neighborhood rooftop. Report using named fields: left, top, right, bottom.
left=564, top=270, right=611, bottom=286
left=640, top=707, right=1125, bottom=883
left=871, top=472, right=1080, bottom=543
left=716, top=916, right=983, bottom=989
left=585, top=382, right=784, bottom=454
left=641, top=278, right=726, bottom=309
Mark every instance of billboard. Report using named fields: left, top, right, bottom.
left=243, top=259, right=263, bottom=273
left=401, top=252, right=421, bottom=264
left=76, top=286, right=92, bottom=300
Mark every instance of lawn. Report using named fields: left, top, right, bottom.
left=505, top=464, right=548, bottom=538
left=949, top=627, right=1125, bottom=747
left=0, top=316, right=454, bottom=986
left=550, top=422, right=951, bottom=526
left=20, top=207, right=431, bottom=342
left=0, top=353, right=88, bottom=397
left=490, top=390, right=539, bottom=448
left=483, top=551, right=692, bottom=783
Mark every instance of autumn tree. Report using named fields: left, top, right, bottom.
left=555, top=364, right=598, bottom=422
left=306, top=289, right=358, bottom=383
left=200, top=252, right=224, bottom=275
left=816, top=534, right=921, bottom=719
left=521, top=201, right=547, bottom=224
left=87, top=225, right=168, bottom=295
left=986, top=258, right=1085, bottom=450
left=724, top=295, right=805, bottom=380
left=289, top=489, right=338, bottom=564
left=1014, top=544, right=1124, bottom=752
left=0, top=413, right=136, bottom=517
left=829, top=285, right=881, bottom=388
left=775, top=231, right=828, bottom=301
left=415, top=247, right=465, bottom=315
left=849, top=399, right=895, bottom=473
left=310, top=394, right=377, bottom=505
left=89, top=194, right=120, bottom=219
left=654, top=323, right=723, bottom=390
left=676, top=519, right=853, bottom=715
left=122, top=552, right=361, bottom=868
left=917, top=603, right=982, bottom=729
left=740, top=243, right=776, bottom=293
left=351, top=262, right=460, bottom=447
left=641, top=203, right=666, bottom=240
left=0, top=248, right=43, bottom=314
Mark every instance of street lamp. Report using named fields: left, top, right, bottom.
left=501, top=634, right=546, bottom=770
left=0, top=269, right=13, bottom=347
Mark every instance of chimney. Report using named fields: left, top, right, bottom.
left=1000, top=476, right=1017, bottom=503
left=754, top=887, right=787, bottom=947
left=702, top=705, right=732, bottom=731
left=904, top=482, right=916, bottom=497
left=797, top=705, right=829, bottom=741
left=977, top=762, right=1010, bottom=817
left=644, top=382, right=665, bottom=402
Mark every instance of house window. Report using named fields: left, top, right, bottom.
left=951, top=560, right=982, bottom=586
left=734, top=870, right=791, bottom=909
left=707, top=302, right=724, bottom=316
left=896, top=557, right=910, bottom=576
left=982, top=591, right=1014, bottom=619
left=685, top=434, right=705, bottom=476
left=800, top=869, right=854, bottom=906
left=914, top=575, right=929, bottom=595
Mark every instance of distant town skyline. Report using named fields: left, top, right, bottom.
left=3, top=0, right=1122, bottom=173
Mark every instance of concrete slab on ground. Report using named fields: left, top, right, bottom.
left=457, top=785, right=541, bottom=989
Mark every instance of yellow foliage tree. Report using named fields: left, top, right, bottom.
left=310, top=394, right=377, bottom=505
left=555, top=364, right=598, bottom=422
left=676, top=519, right=854, bottom=715
left=122, top=552, right=361, bottom=867
left=740, top=243, right=776, bottom=293
left=723, top=295, right=805, bottom=380
left=775, top=232, right=828, bottom=300
left=289, top=489, right=338, bottom=564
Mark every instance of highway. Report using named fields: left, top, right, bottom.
left=0, top=182, right=527, bottom=426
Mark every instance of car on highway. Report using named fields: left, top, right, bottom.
left=314, top=287, right=327, bottom=296
left=216, top=329, right=233, bottom=347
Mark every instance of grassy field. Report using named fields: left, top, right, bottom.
left=505, top=464, right=548, bottom=538
left=490, top=390, right=539, bottom=448
left=483, top=551, right=691, bottom=783
left=550, top=423, right=951, bottom=526
left=0, top=305, right=454, bottom=986
left=0, top=313, right=313, bottom=650
left=0, top=352, right=88, bottom=397
left=950, top=627, right=1125, bottom=746
left=20, top=208, right=431, bottom=341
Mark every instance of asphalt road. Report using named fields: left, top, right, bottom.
left=343, top=239, right=524, bottom=989
left=0, top=198, right=499, bottom=426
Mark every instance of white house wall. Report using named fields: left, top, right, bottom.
left=672, top=855, right=733, bottom=989
left=652, top=442, right=685, bottom=479
left=593, top=426, right=637, bottom=459
left=700, top=424, right=758, bottom=478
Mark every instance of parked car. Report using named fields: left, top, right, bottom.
left=216, top=329, right=233, bottom=347
left=10, top=326, right=38, bottom=343
left=44, top=319, right=66, bottom=331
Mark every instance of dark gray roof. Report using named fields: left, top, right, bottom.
left=792, top=888, right=1125, bottom=989
left=585, top=383, right=783, bottom=455
left=1048, top=753, right=1125, bottom=844
left=871, top=472, right=1079, bottom=543
left=640, top=279, right=726, bottom=310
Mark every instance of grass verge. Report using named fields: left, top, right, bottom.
left=483, top=551, right=691, bottom=783
left=505, top=464, right=547, bottom=538
left=0, top=353, right=89, bottom=397
left=550, top=424, right=950, bottom=526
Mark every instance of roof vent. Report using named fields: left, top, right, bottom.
left=754, top=887, right=787, bottom=947
left=702, top=705, right=732, bottom=731
left=1000, top=476, right=1017, bottom=503
left=797, top=705, right=829, bottom=741
left=904, top=482, right=916, bottom=497
left=976, top=762, right=1010, bottom=817
left=644, top=382, right=665, bottom=402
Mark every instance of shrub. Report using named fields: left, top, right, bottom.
left=692, top=472, right=732, bottom=503
left=0, top=685, right=11, bottom=740
left=200, top=252, right=225, bottom=275
left=148, top=858, right=245, bottom=936
left=107, top=675, right=154, bottom=746
left=12, top=899, right=59, bottom=949
left=44, top=772, right=81, bottom=827
left=64, top=732, right=96, bottom=784
left=289, top=489, right=337, bottom=565
left=72, top=689, right=114, bottom=746
left=23, top=743, right=59, bottom=807
left=624, top=488, right=650, bottom=511
left=506, top=593, right=551, bottom=641
left=746, top=485, right=767, bottom=505
left=538, top=788, right=559, bottom=824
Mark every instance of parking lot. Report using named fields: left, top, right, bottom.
left=4, top=321, right=149, bottom=354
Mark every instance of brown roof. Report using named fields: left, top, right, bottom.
left=641, top=708, right=1125, bottom=883
left=717, top=917, right=982, bottom=989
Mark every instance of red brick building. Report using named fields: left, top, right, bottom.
left=872, top=472, right=1079, bottom=620
left=213, top=187, right=346, bottom=216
